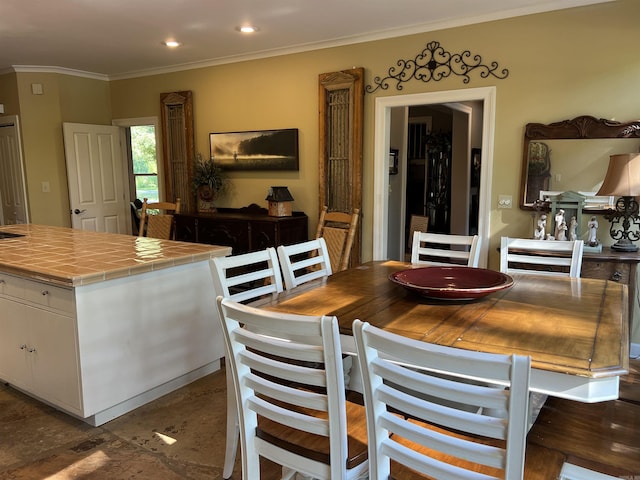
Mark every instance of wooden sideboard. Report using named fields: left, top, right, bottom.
left=582, top=248, right=640, bottom=331
left=175, top=205, right=308, bottom=254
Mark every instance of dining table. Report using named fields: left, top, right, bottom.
left=265, top=260, right=630, bottom=403
left=220, top=259, right=631, bottom=478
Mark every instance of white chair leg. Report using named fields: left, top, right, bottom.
left=223, top=361, right=239, bottom=479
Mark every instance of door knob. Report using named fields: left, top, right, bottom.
left=74, top=209, right=86, bottom=214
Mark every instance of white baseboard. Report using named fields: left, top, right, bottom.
left=631, top=342, right=640, bottom=359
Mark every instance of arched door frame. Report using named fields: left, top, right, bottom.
left=373, top=86, right=496, bottom=266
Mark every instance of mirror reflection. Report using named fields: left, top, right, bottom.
left=520, top=116, right=640, bottom=213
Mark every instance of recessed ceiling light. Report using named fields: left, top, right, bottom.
left=163, top=40, right=181, bottom=48
left=237, top=25, right=259, bottom=34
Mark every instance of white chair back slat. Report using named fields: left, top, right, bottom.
left=277, top=237, right=333, bottom=290
left=500, top=237, right=584, bottom=278
left=411, top=232, right=481, bottom=267
left=210, top=247, right=283, bottom=306
left=353, top=319, right=531, bottom=480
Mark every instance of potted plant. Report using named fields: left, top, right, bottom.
left=191, top=154, right=229, bottom=213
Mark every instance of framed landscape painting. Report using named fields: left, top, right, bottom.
left=210, top=128, right=299, bottom=171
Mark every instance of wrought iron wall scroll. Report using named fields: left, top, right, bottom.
left=366, top=41, right=509, bottom=93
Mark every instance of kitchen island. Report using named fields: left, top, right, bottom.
left=0, top=224, right=231, bottom=426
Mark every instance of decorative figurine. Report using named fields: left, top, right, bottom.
left=588, top=216, right=599, bottom=247
left=534, top=214, right=547, bottom=240
left=569, top=216, right=578, bottom=241
left=554, top=209, right=565, bottom=240
left=557, top=220, right=567, bottom=241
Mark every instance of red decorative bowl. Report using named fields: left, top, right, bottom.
left=389, top=266, right=513, bottom=301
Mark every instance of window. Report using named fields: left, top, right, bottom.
left=130, top=125, right=159, bottom=202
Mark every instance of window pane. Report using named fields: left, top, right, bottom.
left=131, top=126, right=157, bottom=174
left=135, top=175, right=158, bottom=203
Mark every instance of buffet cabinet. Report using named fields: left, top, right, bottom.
left=175, top=205, right=308, bottom=254
left=581, top=248, right=640, bottom=332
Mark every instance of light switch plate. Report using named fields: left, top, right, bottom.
left=498, top=194, right=512, bottom=209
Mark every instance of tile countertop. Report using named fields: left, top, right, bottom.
left=0, top=224, right=232, bottom=288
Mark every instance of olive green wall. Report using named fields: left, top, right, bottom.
left=0, top=72, right=20, bottom=115
left=108, top=0, right=640, bottom=267
left=2, top=0, right=640, bottom=261
left=1, top=1, right=639, bottom=342
left=0, top=72, right=111, bottom=226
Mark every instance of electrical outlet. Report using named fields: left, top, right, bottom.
left=498, top=194, right=512, bottom=209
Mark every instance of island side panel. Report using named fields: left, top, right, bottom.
left=74, top=260, right=223, bottom=420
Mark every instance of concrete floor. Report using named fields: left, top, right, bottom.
left=0, top=367, right=279, bottom=479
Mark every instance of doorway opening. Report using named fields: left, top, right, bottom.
left=129, top=125, right=160, bottom=203
left=112, top=117, right=163, bottom=234
left=373, top=87, right=496, bottom=267
left=0, top=116, right=28, bottom=225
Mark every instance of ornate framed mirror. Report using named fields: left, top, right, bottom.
left=520, top=115, right=640, bottom=214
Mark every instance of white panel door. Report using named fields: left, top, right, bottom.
left=0, top=116, right=29, bottom=224
left=63, top=123, right=128, bottom=233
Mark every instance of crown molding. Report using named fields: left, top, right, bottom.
left=6, top=0, right=613, bottom=82
left=10, top=65, right=109, bottom=81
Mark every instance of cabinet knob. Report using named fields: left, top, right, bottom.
left=611, top=271, right=623, bottom=282
left=27, top=347, right=37, bottom=353
left=41, top=290, right=49, bottom=296
left=19, top=344, right=27, bottom=350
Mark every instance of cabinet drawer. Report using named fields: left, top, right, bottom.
left=581, top=261, right=630, bottom=284
left=23, top=280, right=75, bottom=313
left=0, top=272, right=25, bottom=298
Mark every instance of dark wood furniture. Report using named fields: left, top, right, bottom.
left=175, top=204, right=308, bottom=254
left=258, top=261, right=630, bottom=477
left=269, top=260, right=628, bottom=402
left=582, top=247, right=640, bottom=332
left=528, top=360, right=640, bottom=478
left=499, top=245, right=640, bottom=332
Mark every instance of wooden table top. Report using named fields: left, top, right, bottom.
left=269, top=261, right=629, bottom=382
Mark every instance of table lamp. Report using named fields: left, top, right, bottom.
left=596, top=153, right=640, bottom=251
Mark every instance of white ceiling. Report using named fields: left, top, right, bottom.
left=0, top=0, right=612, bottom=80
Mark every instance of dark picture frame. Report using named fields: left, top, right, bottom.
left=209, top=128, right=299, bottom=171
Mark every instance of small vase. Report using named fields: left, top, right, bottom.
left=197, top=185, right=216, bottom=213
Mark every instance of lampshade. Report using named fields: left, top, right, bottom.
left=596, top=153, right=640, bottom=197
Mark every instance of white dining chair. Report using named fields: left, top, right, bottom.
left=353, top=319, right=531, bottom=480
left=216, top=296, right=369, bottom=480
left=500, top=237, right=584, bottom=278
left=277, top=237, right=333, bottom=290
left=210, top=247, right=283, bottom=306
left=209, top=247, right=284, bottom=479
left=411, top=231, right=481, bottom=267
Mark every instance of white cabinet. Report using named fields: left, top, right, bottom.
left=0, top=259, right=224, bottom=426
left=0, top=274, right=81, bottom=414
left=0, top=297, right=30, bottom=385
